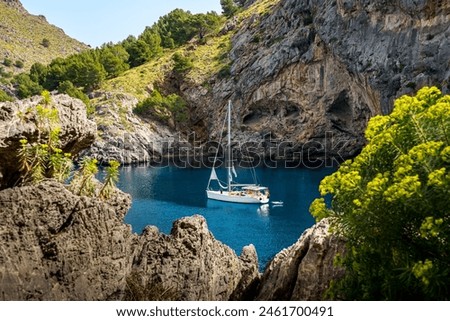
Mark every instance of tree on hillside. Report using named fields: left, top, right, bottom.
left=191, top=12, right=223, bottom=40
left=29, top=62, right=48, bottom=84
left=98, top=44, right=130, bottom=78
left=44, top=57, right=70, bottom=90
left=65, top=52, right=106, bottom=92
left=154, top=9, right=197, bottom=48
left=221, top=0, right=240, bottom=18
left=310, top=87, right=450, bottom=300
left=122, top=36, right=152, bottom=68
left=15, top=73, right=43, bottom=98
left=138, top=27, right=163, bottom=57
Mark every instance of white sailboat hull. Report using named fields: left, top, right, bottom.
left=207, top=190, right=269, bottom=204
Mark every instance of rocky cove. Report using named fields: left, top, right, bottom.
left=0, top=94, right=344, bottom=300
left=1, top=0, right=449, bottom=301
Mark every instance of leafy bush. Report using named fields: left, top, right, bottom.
left=18, top=92, right=72, bottom=184
left=41, top=38, right=50, bottom=48
left=221, top=0, right=241, bottom=18
left=57, top=80, right=93, bottom=116
left=15, top=73, right=43, bottom=99
left=17, top=91, right=120, bottom=200
left=310, top=86, right=450, bottom=300
left=14, top=60, right=24, bottom=69
left=134, top=89, right=187, bottom=124
left=3, top=58, right=12, bottom=67
left=172, top=52, right=194, bottom=73
left=0, top=88, right=13, bottom=102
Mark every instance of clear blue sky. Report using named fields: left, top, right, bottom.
left=20, top=0, right=223, bottom=47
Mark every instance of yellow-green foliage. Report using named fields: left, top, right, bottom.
left=103, top=32, right=232, bottom=99
left=0, top=2, right=88, bottom=74
left=237, top=0, right=281, bottom=22
left=102, top=1, right=284, bottom=99
left=310, top=87, right=450, bottom=300
left=103, top=53, right=173, bottom=99
left=18, top=92, right=73, bottom=185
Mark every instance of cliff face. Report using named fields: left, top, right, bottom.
left=183, top=0, right=449, bottom=160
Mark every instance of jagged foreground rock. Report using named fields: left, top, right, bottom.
left=0, top=94, right=96, bottom=188
left=0, top=180, right=133, bottom=300
left=256, top=219, right=345, bottom=300
left=0, top=181, right=260, bottom=300
left=0, top=177, right=340, bottom=300
left=131, top=215, right=260, bottom=301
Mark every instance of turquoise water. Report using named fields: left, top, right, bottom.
left=115, top=165, right=335, bottom=269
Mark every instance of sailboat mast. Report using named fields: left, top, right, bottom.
left=227, top=100, right=231, bottom=192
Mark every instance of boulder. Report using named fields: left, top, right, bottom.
left=0, top=94, right=96, bottom=188
left=256, top=219, right=345, bottom=300
left=0, top=179, right=133, bottom=300
left=131, top=215, right=260, bottom=301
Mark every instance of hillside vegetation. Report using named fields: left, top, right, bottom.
left=0, top=1, right=87, bottom=76
left=103, top=0, right=280, bottom=99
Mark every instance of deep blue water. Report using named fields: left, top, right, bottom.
left=114, top=165, right=335, bottom=269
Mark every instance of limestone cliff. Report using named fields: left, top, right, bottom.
left=181, top=0, right=450, bottom=161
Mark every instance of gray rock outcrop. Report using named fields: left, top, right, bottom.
left=80, top=92, right=175, bottom=165
left=256, top=218, right=345, bottom=300
left=0, top=94, right=96, bottom=188
left=131, top=215, right=260, bottom=301
left=0, top=179, right=133, bottom=300
left=0, top=180, right=260, bottom=300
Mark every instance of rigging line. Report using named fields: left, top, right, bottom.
left=211, top=104, right=228, bottom=168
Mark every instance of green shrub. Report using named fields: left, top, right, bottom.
left=134, top=89, right=187, bottom=124
left=310, top=86, right=450, bottom=300
left=172, top=52, right=194, bottom=74
left=3, top=58, right=12, bottom=67
left=0, top=88, right=13, bottom=102
left=14, top=60, right=24, bottom=69
left=41, top=38, right=50, bottom=48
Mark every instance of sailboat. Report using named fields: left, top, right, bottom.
left=206, top=100, right=270, bottom=204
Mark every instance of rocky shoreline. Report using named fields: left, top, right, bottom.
left=0, top=180, right=343, bottom=300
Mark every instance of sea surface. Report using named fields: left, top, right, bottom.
left=114, top=165, right=335, bottom=269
